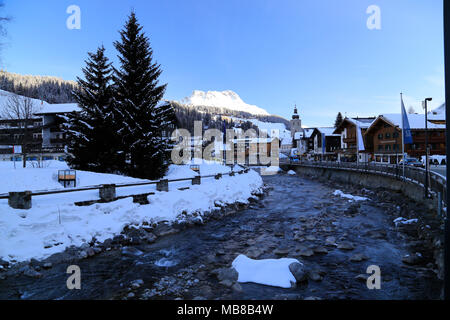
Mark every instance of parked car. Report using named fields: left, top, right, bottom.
left=289, top=156, right=299, bottom=163
left=399, top=158, right=425, bottom=168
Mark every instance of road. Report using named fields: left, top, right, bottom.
left=430, top=165, right=446, bottom=177
left=0, top=173, right=442, bottom=300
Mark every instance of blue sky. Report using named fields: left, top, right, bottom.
left=0, top=0, right=445, bottom=127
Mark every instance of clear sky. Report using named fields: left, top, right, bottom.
left=0, top=0, right=445, bottom=127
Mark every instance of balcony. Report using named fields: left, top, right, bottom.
left=50, top=138, right=66, bottom=144
left=343, top=137, right=355, bottom=144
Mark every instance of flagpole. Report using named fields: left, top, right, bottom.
left=356, top=125, right=359, bottom=166
left=401, top=93, right=405, bottom=180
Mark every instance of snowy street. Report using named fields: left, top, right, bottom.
left=0, top=172, right=442, bottom=300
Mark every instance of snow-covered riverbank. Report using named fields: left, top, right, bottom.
left=0, top=161, right=263, bottom=263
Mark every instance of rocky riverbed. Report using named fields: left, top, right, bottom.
left=0, top=171, right=444, bottom=300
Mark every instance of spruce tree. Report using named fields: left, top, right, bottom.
left=334, top=112, right=343, bottom=128
left=113, top=12, right=175, bottom=179
left=64, top=46, right=120, bottom=172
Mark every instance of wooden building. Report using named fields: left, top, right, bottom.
left=364, top=113, right=446, bottom=164
left=309, top=127, right=341, bottom=161
left=333, top=117, right=375, bottom=162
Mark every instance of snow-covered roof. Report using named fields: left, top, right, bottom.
left=35, top=103, right=80, bottom=115
left=294, top=128, right=314, bottom=140
left=380, top=113, right=445, bottom=130
left=315, top=127, right=341, bottom=136
left=428, top=103, right=445, bottom=121
left=346, top=117, right=375, bottom=129
left=0, top=90, right=47, bottom=119
left=281, top=136, right=292, bottom=145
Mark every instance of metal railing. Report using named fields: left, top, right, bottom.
left=0, top=167, right=249, bottom=200
left=281, top=159, right=447, bottom=205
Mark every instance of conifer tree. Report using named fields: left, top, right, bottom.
left=113, top=12, right=175, bottom=179
left=334, top=112, right=343, bottom=128
left=64, top=46, right=120, bottom=172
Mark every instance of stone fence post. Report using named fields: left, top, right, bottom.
left=99, top=184, right=116, bottom=202
left=8, top=191, right=32, bottom=209
left=192, top=176, right=201, bottom=185
left=157, top=179, right=169, bottom=192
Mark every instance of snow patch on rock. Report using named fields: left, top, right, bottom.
left=232, top=254, right=301, bottom=288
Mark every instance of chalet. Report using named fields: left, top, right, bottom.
left=333, top=117, right=376, bottom=162
left=364, top=113, right=446, bottom=164
left=0, top=90, right=80, bottom=161
left=310, top=127, right=341, bottom=161
left=280, top=136, right=293, bottom=155
left=293, top=128, right=314, bottom=156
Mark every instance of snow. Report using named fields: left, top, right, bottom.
left=261, top=166, right=281, bottom=175
left=428, top=103, right=445, bottom=121
left=0, top=90, right=80, bottom=118
left=393, top=217, right=418, bottom=226
left=294, top=128, right=314, bottom=140
left=316, top=127, right=341, bottom=136
left=0, top=162, right=263, bottom=263
left=0, top=90, right=47, bottom=118
left=422, top=155, right=446, bottom=164
left=232, top=254, right=301, bottom=288
left=287, top=170, right=296, bottom=175
left=333, top=190, right=368, bottom=202
left=36, top=103, right=80, bottom=115
left=179, top=90, right=270, bottom=116
left=380, top=113, right=445, bottom=130
left=0, top=160, right=146, bottom=194
left=346, top=117, right=375, bottom=129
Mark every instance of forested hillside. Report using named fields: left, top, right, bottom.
left=172, top=101, right=290, bottom=135
left=0, top=71, right=290, bottom=135
left=0, top=71, right=77, bottom=103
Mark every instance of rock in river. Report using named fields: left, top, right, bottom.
left=289, top=262, right=307, bottom=283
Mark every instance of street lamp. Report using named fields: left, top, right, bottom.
left=422, top=97, right=432, bottom=199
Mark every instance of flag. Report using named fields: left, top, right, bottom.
left=322, top=133, right=326, bottom=154
left=401, top=97, right=413, bottom=144
left=356, top=122, right=365, bottom=151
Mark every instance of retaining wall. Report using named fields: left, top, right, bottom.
left=283, top=165, right=439, bottom=211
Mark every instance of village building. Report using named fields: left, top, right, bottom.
left=290, top=105, right=302, bottom=138
left=0, top=91, right=79, bottom=161
left=280, top=135, right=293, bottom=155
left=309, top=127, right=341, bottom=161
left=364, top=113, right=446, bottom=164
left=333, top=117, right=376, bottom=162
left=293, top=128, right=314, bottom=156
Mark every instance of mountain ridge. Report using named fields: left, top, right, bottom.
left=179, top=90, right=270, bottom=116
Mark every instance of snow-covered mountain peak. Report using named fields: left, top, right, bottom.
left=179, top=90, right=269, bottom=116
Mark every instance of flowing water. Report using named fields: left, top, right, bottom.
left=0, top=174, right=442, bottom=300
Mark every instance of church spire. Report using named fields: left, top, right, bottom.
left=292, top=104, right=300, bottom=120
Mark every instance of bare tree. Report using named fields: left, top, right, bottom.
left=0, top=1, right=11, bottom=60
left=2, top=95, right=38, bottom=168
left=407, top=106, right=416, bottom=114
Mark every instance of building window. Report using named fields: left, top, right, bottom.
left=386, top=145, right=391, bottom=151
left=385, top=133, right=391, bottom=139
left=378, top=145, right=383, bottom=151
left=393, top=132, right=399, bottom=138
left=378, top=133, right=383, bottom=139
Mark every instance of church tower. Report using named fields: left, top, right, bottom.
left=290, top=105, right=302, bottom=138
